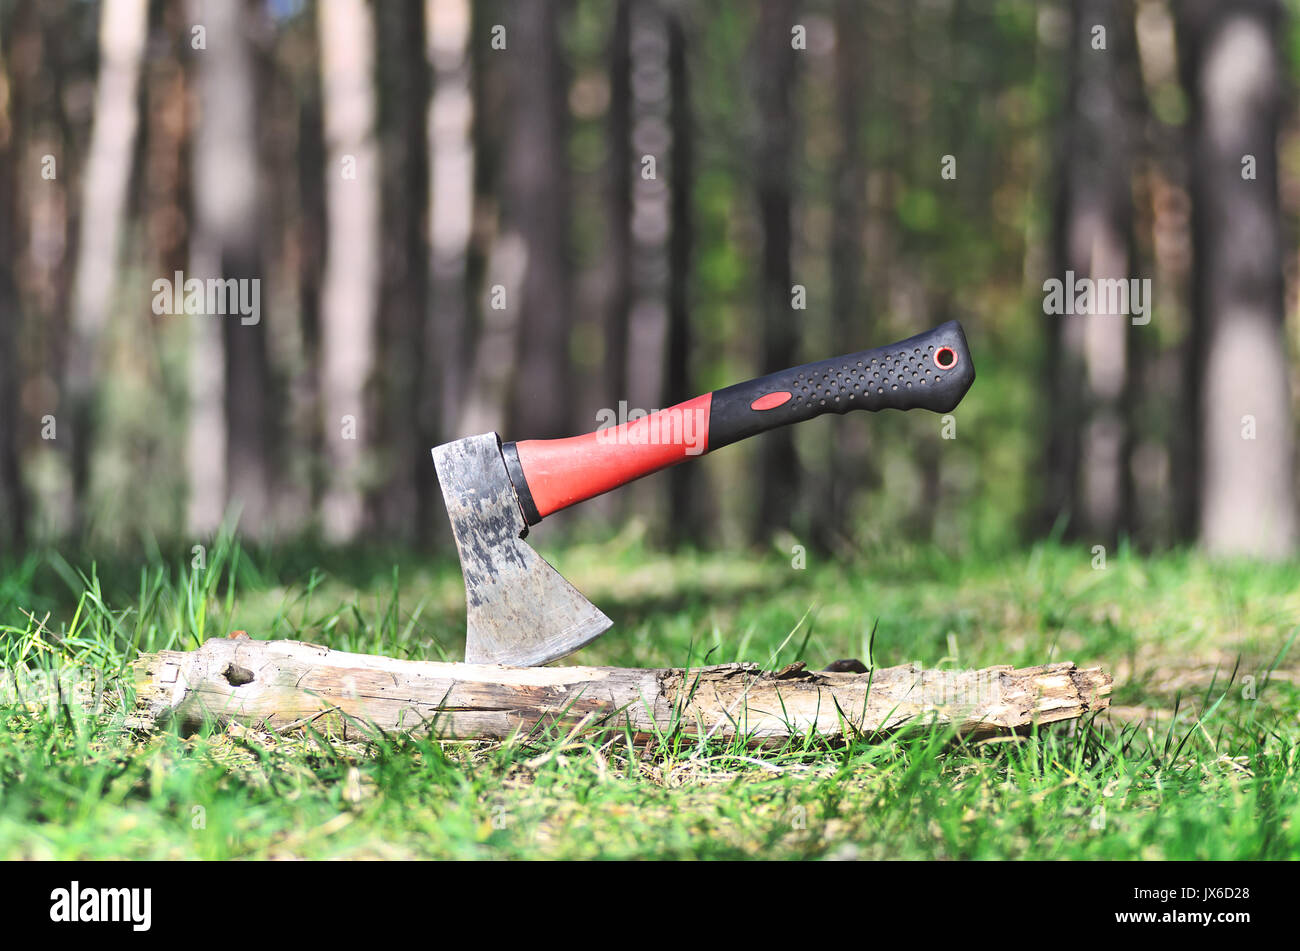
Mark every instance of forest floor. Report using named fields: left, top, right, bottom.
left=1, top=531, right=1297, bottom=859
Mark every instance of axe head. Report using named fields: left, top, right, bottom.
left=432, top=433, right=612, bottom=666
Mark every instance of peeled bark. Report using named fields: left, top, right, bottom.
left=129, top=637, right=1112, bottom=745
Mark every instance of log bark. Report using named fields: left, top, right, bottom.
left=128, top=638, right=1111, bottom=745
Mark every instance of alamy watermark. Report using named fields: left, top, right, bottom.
left=0, top=665, right=104, bottom=713
left=900, top=666, right=999, bottom=707
left=1042, top=270, right=1151, bottom=326
left=152, top=270, right=261, bottom=325
left=49, top=882, right=151, bottom=931
left=595, top=401, right=708, bottom=455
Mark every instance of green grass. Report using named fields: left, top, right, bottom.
left=1, top=531, right=1298, bottom=859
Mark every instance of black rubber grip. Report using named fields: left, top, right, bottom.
left=707, top=321, right=974, bottom=451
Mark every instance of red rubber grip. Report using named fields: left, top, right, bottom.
left=513, top=394, right=712, bottom=519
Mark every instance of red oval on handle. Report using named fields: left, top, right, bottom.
left=750, top=391, right=793, bottom=411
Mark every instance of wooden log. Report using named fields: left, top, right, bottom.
left=128, top=637, right=1111, bottom=744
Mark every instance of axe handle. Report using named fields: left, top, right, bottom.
left=505, top=321, right=974, bottom=524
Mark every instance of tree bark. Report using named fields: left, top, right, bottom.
left=453, top=8, right=515, bottom=440
left=317, top=0, right=381, bottom=542
left=613, top=0, right=676, bottom=537
left=294, top=24, right=327, bottom=534
left=223, top=5, right=273, bottom=538
left=623, top=0, right=670, bottom=422
left=1177, top=0, right=1297, bottom=558
left=505, top=0, right=572, bottom=439
left=186, top=0, right=272, bottom=536
left=813, top=0, right=870, bottom=553
left=424, top=0, right=476, bottom=541
left=374, top=0, right=430, bottom=542
left=665, top=11, right=696, bottom=544
left=602, top=0, right=633, bottom=422
left=129, top=637, right=1112, bottom=745
left=141, top=2, right=191, bottom=297
left=752, top=0, right=799, bottom=540
left=1043, top=0, right=1143, bottom=547
left=0, top=4, right=28, bottom=547
left=64, top=0, right=148, bottom=535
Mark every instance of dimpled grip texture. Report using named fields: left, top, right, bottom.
left=706, top=320, right=975, bottom=450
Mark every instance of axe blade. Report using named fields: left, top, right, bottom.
left=432, top=433, right=612, bottom=666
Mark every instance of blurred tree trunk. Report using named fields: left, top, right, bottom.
left=141, top=5, right=191, bottom=315
left=317, top=0, right=380, bottom=542
left=64, top=0, right=147, bottom=535
left=25, top=0, right=77, bottom=377
left=142, top=2, right=192, bottom=535
left=1177, top=0, right=1296, bottom=558
left=22, top=0, right=82, bottom=535
left=0, top=9, right=27, bottom=547
left=222, top=9, right=274, bottom=540
left=1042, top=0, right=1142, bottom=547
left=454, top=14, right=515, bottom=440
left=374, top=0, right=429, bottom=542
left=619, top=0, right=674, bottom=537
left=1111, top=0, right=1194, bottom=549
left=294, top=29, right=326, bottom=533
left=252, top=13, right=314, bottom=535
left=584, top=0, right=634, bottom=531
left=611, top=0, right=686, bottom=543
left=187, top=0, right=270, bottom=537
left=812, top=0, right=869, bottom=553
left=603, top=0, right=632, bottom=415
left=424, top=0, right=475, bottom=539
left=505, top=0, right=572, bottom=439
left=0, top=269, right=19, bottom=547
left=665, top=11, right=696, bottom=545
left=624, top=0, right=669, bottom=424
left=752, top=0, right=799, bottom=541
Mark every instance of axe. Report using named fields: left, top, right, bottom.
left=433, top=320, right=975, bottom=666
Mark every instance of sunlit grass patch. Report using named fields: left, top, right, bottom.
left=0, top=536, right=1297, bottom=859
